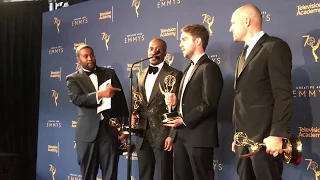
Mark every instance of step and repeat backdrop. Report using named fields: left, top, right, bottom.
left=37, top=0, right=320, bottom=179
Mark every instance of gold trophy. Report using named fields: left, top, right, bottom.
left=132, top=91, right=143, bottom=127
left=233, top=132, right=303, bottom=165
left=109, top=117, right=129, bottom=154
left=159, top=75, right=180, bottom=123
left=122, top=91, right=143, bottom=136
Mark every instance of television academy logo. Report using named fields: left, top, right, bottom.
left=99, top=6, right=113, bottom=22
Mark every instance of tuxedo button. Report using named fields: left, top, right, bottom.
left=235, top=90, right=239, bottom=94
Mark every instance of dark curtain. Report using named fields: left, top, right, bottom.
left=0, top=2, right=48, bottom=180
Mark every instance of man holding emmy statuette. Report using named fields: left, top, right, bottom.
left=66, top=45, right=129, bottom=180
left=229, top=4, right=300, bottom=180
left=131, top=38, right=182, bottom=180
left=164, top=24, right=223, bottom=180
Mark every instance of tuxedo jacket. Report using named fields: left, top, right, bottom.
left=66, top=66, right=129, bottom=142
left=233, top=34, right=293, bottom=142
left=175, top=54, right=223, bottom=148
left=135, top=62, right=182, bottom=149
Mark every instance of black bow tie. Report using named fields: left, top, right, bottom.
left=85, top=69, right=97, bottom=76
left=148, top=66, right=159, bottom=74
left=190, top=60, right=194, bottom=65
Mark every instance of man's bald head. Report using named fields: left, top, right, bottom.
left=229, top=4, right=263, bottom=42
left=236, top=4, right=262, bottom=27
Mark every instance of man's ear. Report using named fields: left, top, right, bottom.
left=196, top=37, right=202, bottom=46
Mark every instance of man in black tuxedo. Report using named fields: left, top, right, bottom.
left=132, top=38, right=182, bottom=180
left=164, top=24, right=223, bottom=180
left=229, top=4, right=293, bottom=180
left=66, top=45, right=129, bottom=180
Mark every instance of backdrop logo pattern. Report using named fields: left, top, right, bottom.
left=49, top=46, right=64, bottom=54
left=202, top=14, right=214, bottom=36
left=305, top=159, right=320, bottom=179
left=101, top=32, right=111, bottom=51
left=99, top=6, right=113, bottom=22
left=68, top=174, right=82, bottom=180
left=157, top=0, right=180, bottom=8
left=125, top=33, right=145, bottom=43
left=213, top=160, right=223, bottom=171
left=54, top=17, right=61, bottom=33
left=125, top=151, right=138, bottom=160
left=48, top=142, right=60, bottom=156
left=209, top=54, right=222, bottom=65
left=165, top=53, right=174, bottom=66
left=47, top=120, right=62, bottom=128
left=50, top=67, right=62, bottom=81
left=72, top=121, right=77, bottom=128
left=303, top=35, right=319, bottom=62
left=127, top=62, right=142, bottom=72
left=298, top=127, right=320, bottom=138
left=75, top=62, right=81, bottom=70
left=293, top=85, right=320, bottom=98
left=72, top=16, right=89, bottom=26
left=74, top=38, right=87, bottom=50
left=261, top=11, right=272, bottom=22
left=160, top=22, right=179, bottom=40
left=52, top=90, right=59, bottom=107
left=49, top=164, right=57, bottom=180
left=131, top=0, right=140, bottom=18
left=297, top=3, right=320, bottom=16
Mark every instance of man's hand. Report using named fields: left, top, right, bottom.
left=118, top=133, right=127, bottom=141
left=263, top=136, right=283, bottom=157
left=131, top=113, right=140, bottom=128
left=98, top=84, right=121, bottom=99
left=232, top=141, right=236, bottom=152
left=162, top=117, right=184, bottom=128
left=165, top=93, right=177, bottom=106
left=164, top=137, right=173, bottom=151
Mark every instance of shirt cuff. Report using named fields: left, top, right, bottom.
left=181, top=118, right=186, bottom=126
left=96, top=92, right=102, bottom=104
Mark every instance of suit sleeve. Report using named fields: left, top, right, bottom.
left=268, top=40, right=293, bottom=138
left=111, top=69, right=129, bottom=126
left=66, top=75, right=99, bottom=108
left=168, top=70, right=183, bottom=140
left=183, top=62, right=223, bottom=129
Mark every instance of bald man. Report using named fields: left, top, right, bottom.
left=229, top=4, right=293, bottom=180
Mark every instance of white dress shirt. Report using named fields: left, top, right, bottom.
left=82, top=67, right=103, bottom=120
left=245, top=31, right=265, bottom=60
left=145, top=61, right=164, bottom=102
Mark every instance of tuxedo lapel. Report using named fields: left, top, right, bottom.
left=96, top=66, right=105, bottom=87
left=78, top=68, right=96, bottom=92
left=235, top=34, right=268, bottom=85
left=178, top=64, right=191, bottom=100
left=234, top=54, right=241, bottom=89
left=138, top=68, right=148, bottom=104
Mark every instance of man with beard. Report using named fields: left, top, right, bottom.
left=164, top=24, right=223, bottom=180
left=66, top=44, right=129, bottom=180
